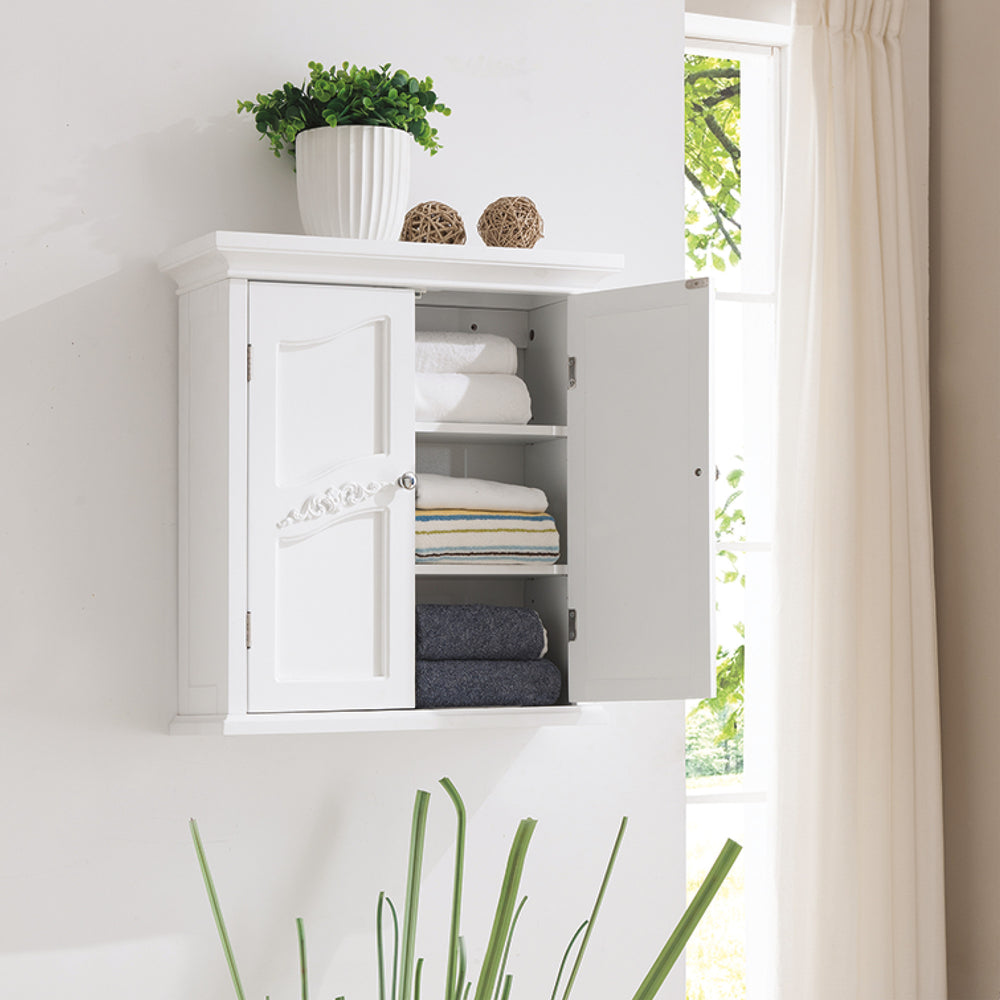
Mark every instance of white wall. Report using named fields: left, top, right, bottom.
left=0, top=2, right=688, bottom=999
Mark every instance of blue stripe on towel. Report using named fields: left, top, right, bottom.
left=415, top=508, right=560, bottom=565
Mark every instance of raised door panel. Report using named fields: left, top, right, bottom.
left=567, top=279, right=712, bottom=701
left=247, top=282, right=415, bottom=712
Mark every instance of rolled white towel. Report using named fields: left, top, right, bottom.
left=415, top=373, right=532, bottom=424
left=416, top=473, right=548, bottom=513
left=415, top=332, right=518, bottom=374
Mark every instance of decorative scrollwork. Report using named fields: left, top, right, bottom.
left=276, top=480, right=389, bottom=530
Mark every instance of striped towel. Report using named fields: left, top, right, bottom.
left=415, top=509, right=560, bottom=564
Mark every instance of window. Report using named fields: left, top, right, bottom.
left=682, top=15, right=788, bottom=1000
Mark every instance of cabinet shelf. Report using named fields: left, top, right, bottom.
left=415, top=422, right=567, bottom=444
left=415, top=563, right=568, bottom=577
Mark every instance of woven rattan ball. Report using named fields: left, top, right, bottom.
left=477, top=196, right=544, bottom=248
left=399, top=201, right=467, bottom=244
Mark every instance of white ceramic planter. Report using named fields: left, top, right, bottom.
left=295, top=125, right=412, bottom=240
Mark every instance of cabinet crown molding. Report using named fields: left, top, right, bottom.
left=158, top=231, right=624, bottom=297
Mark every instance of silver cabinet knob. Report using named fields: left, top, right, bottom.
left=397, top=472, right=417, bottom=490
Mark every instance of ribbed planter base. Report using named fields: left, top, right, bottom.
left=295, top=125, right=412, bottom=240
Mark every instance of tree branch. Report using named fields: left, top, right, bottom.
left=698, top=110, right=741, bottom=169
left=685, top=68, right=741, bottom=85
left=696, top=84, right=741, bottom=111
left=685, top=166, right=742, bottom=260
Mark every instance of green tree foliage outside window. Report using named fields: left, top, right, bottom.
left=684, top=55, right=741, bottom=272
left=686, top=467, right=746, bottom=779
left=684, top=53, right=745, bottom=779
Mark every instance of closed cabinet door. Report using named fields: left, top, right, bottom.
left=567, top=279, right=712, bottom=702
left=247, top=282, right=416, bottom=712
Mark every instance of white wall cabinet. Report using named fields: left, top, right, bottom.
left=160, top=232, right=712, bottom=734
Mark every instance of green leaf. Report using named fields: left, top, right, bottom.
left=559, top=817, right=628, bottom=1000
left=189, top=819, right=247, bottom=1000
left=297, top=917, right=308, bottom=1000
left=630, top=839, right=743, bottom=1000
left=548, top=921, right=588, bottom=1000
left=399, top=790, right=431, bottom=1000
left=493, top=895, right=528, bottom=1000
left=472, top=818, right=537, bottom=1000
left=440, top=778, right=467, bottom=1000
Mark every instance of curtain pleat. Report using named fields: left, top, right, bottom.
left=773, top=0, right=946, bottom=997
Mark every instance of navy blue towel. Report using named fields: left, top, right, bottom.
left=415, top=604, right=547, bottom=660
left=415, top=659, right=563, bottom=709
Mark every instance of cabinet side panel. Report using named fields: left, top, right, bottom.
left=525, top=301, right=569, bottom=426
left=178, top=280, right=248, bottom=717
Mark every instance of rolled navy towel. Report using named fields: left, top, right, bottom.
left=416, top=604, right=548, bottom=660
left=415, top=658, right=563, bottom=709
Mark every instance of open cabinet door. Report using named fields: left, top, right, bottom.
left=567, top=278, right=712, bottom=701
left=246, top=282, right=415, bottom=712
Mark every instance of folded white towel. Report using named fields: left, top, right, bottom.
left=415, top=373, right=532, bottom=424
left=416, top=473, right=549, bottom=513
left=415, top=332, right=518, bottom=374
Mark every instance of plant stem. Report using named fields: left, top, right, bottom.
left=399, top=790, right=431, bottom=1000
left=548, top=922, right=588, bottom=1000
left=631, top=838, right=743, bottom=1000
left=297, top=917, right=308, bottom=1000
left=388, top=896, right=400, bottom=1000
left=455, top=936, right=467, bottom=1000
left=472, top=818, right=537, bottom=1000
left=560, top=817, right=628, bottom=1000
left=440, top=777, right=467, bottom=1000
left=189, top=818, right=247, bottom=1000
left=377, top=893, right=388, bottom=1000
left=493, top=895, right=527, bottom=1000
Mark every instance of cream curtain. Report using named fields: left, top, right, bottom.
left=773, top=1, right=947, bottom=997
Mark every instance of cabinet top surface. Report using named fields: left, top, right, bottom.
left=158, top=230, right=625, bottom=297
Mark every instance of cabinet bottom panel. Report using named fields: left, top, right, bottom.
left=170, top=705, right=603, bottom=735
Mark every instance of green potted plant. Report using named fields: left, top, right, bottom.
left=190, top=778, right=741, bottom=1000
left=238, top=61, right=452, bottom=240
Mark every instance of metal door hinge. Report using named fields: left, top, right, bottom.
left=568, top=356, right=577, bottom=389
left=247, top=344, right=253, bottom=382
left=568, top=608, right=577, bottom=642
left=685, top=277, right=709, bottom=290
left=245, top=611, right=252, bottom=649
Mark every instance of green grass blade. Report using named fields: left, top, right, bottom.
left=493, top=895, right=527, bottom=1000
left=499, top=975, right=513, bottom=1000
left=456, top=935, right=468, bottom=1000
left=440, top=778, right=467, bottom=1000
left=462, top=984, right=471, bottom=1000
left=548, top=921, right=587, bottom=1000
left=377, top=892, right=388, bottom=1000
left=631, top=838, right=742, bottom=1000
left=388, top=896, right=400, bottom=1000
left=472, top=818, right=537, bottom=1000
left=560, top=817, right=628, bottom=1000
left=399, top=789, right=432, bottom=1000
left=297, top=917, right=309, bottom=1000
left=415, top=957, right=424, bottom=1000
left=189, top=818, right=247, bottom=1000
